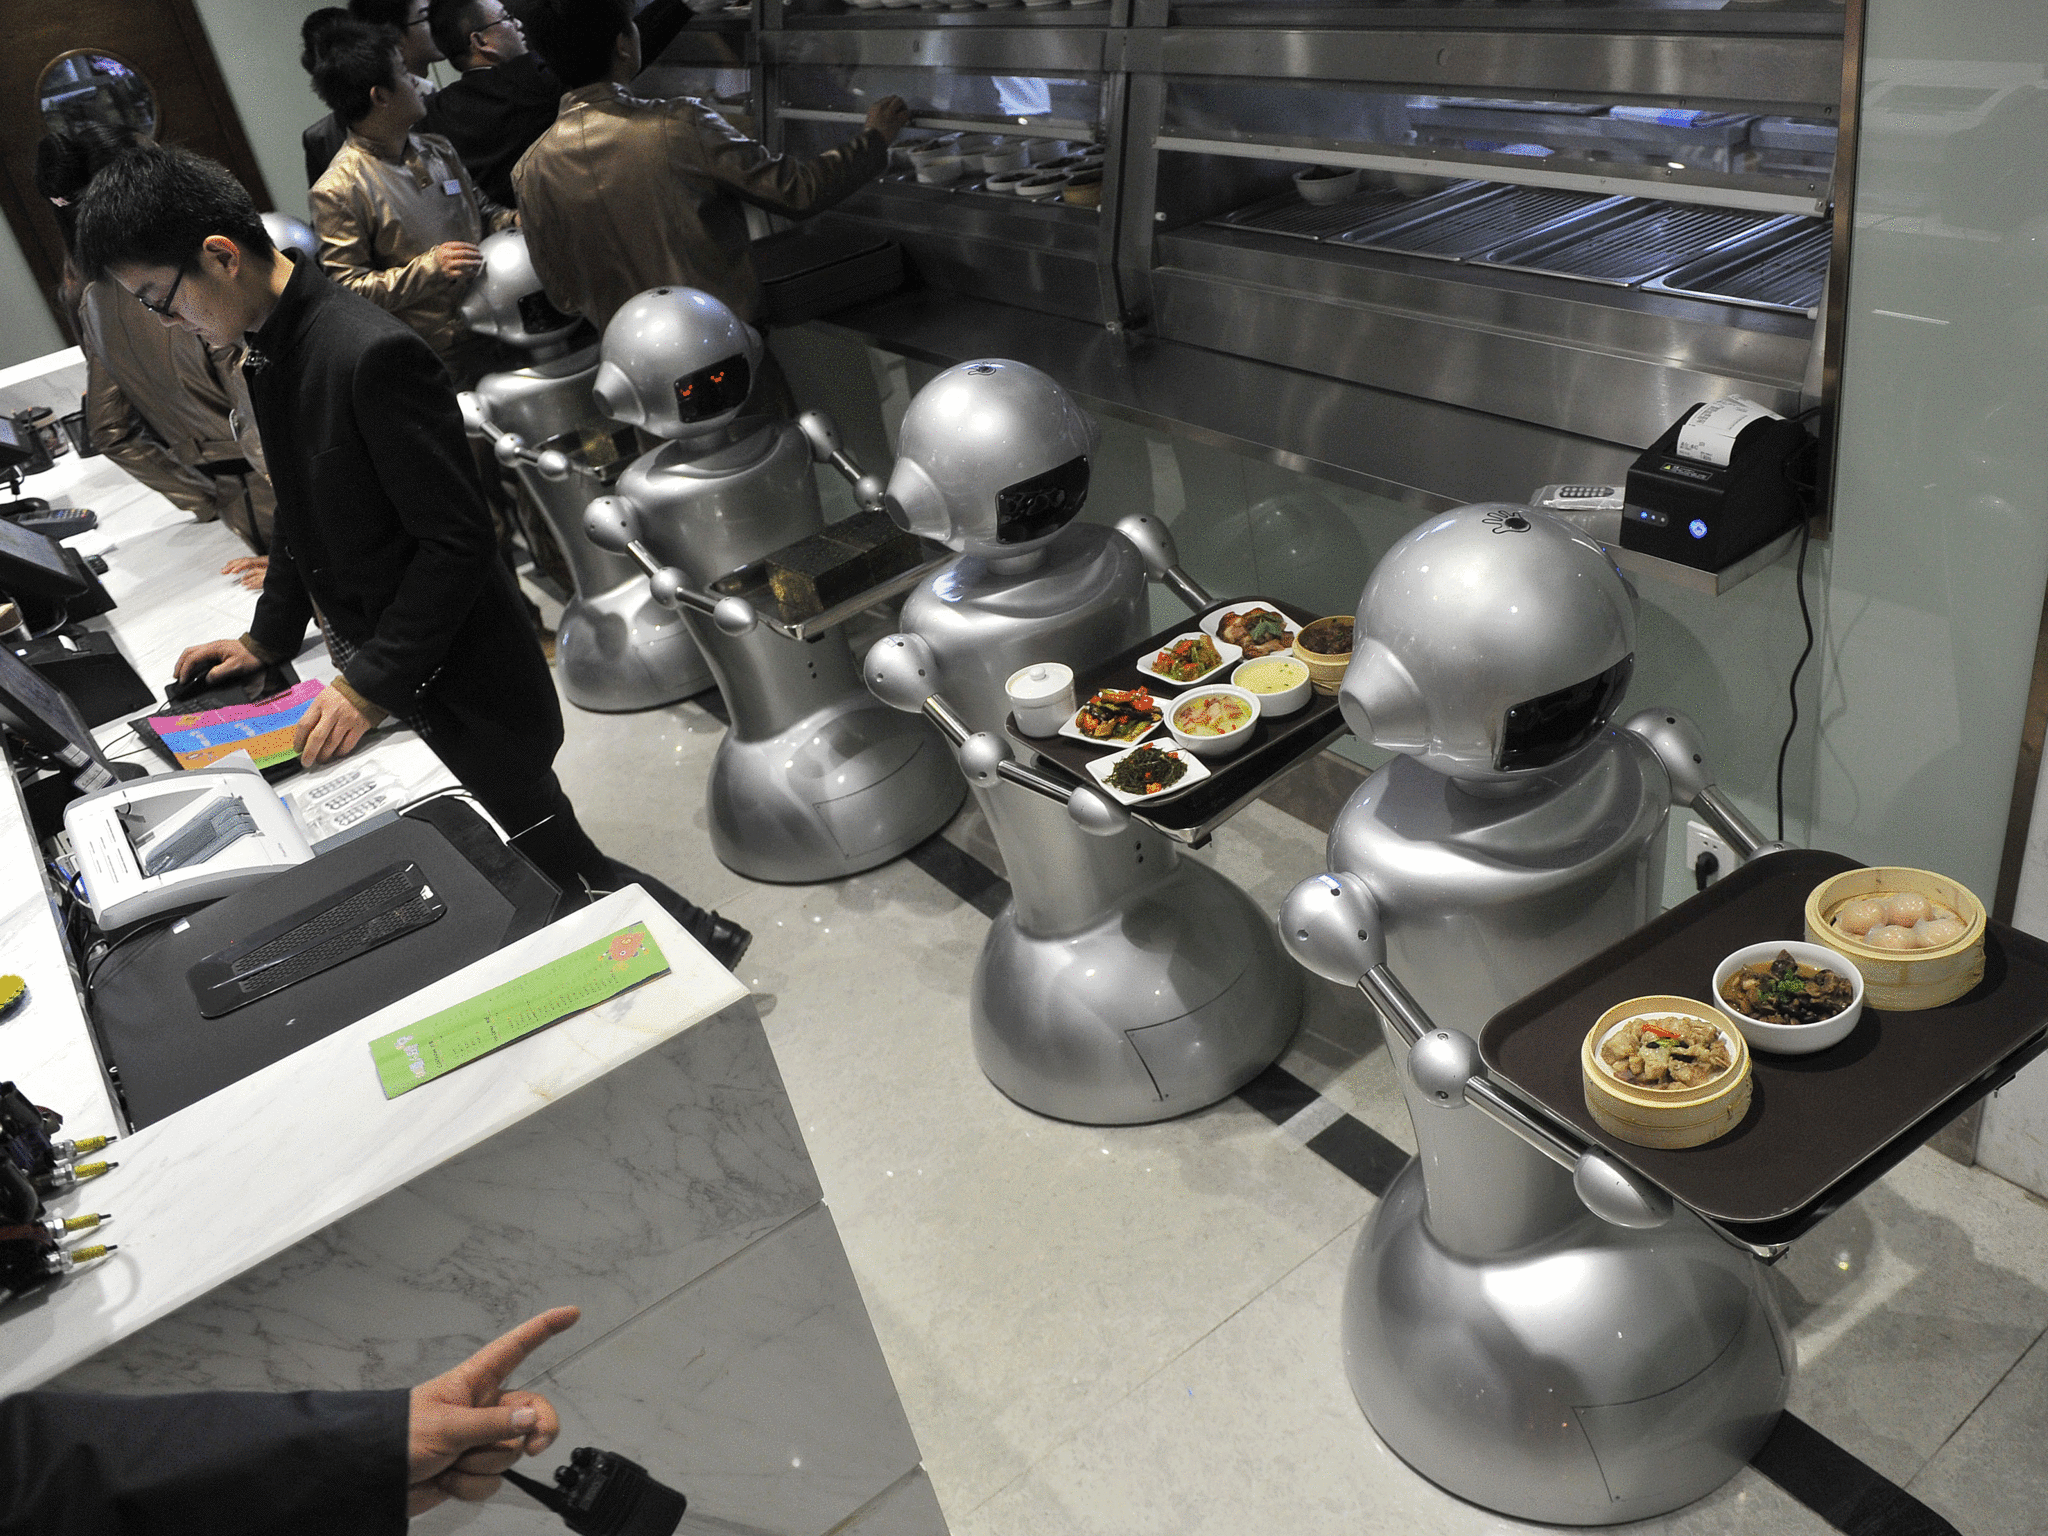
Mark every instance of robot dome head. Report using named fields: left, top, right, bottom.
left=260, top=211, right=318, bottom=259
left=591, top=286, right=760, bottom=441
left=1342, top=504, right=1639, bottom=785
left=459, top=230, right=580, bottom=350
left=886, top=359, right=1099, bottom=557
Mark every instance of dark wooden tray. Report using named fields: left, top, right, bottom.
left=1480, top=849, right=2048, bottom=1246
left=1006, top=597, right=1348, bottom=841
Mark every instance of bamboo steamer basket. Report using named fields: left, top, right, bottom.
left=1293, top=615, right=1354, bottom=695
left=1804, top=866, right=1986, bottom=1011
left=1582, top=996, right=1752, bottom=1150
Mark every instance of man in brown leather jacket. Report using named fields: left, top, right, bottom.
left=512, top=0, right=909, bottom=336
left=309, top=19, right=515, bottom=385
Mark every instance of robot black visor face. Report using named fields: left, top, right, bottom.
left=517, top=290, right=573, bottom=336
left=1496, top=655, right=1634, bottom=772
left=672, top=354, right=751, bottom=424
left=996, top=455, right=1089, bottom=544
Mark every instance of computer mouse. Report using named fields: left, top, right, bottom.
left=163, top=671, right=214, bottom=705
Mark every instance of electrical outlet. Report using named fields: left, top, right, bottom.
left=1686, top=820, right=1730, bottom=889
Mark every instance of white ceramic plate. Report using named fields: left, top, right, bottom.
left=1059, top=689, right=1165, bottom=749
left=1134, top=630, right=1241, bottom=688
left=1084, top=742, right=1212, bottom=806
left=1199, top=599, right=1298, bottom=659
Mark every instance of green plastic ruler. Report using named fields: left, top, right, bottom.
left=369, top=924, right=670, bottom=1098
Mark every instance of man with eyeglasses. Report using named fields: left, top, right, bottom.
left=73, top=144, right=752, bottom=970
left=305, top=1, right=446, bottom=185
left=421, top=0, right=562, bottom=209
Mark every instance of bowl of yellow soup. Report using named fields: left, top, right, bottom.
left=1166, top=684, right=1261, bottom=757
left=1231, top=654, right=1310, bottom=717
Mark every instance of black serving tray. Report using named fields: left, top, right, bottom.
left=1006, top=597, right=1348, bottom=843
left=1480, top=849, right=2048, bottom=1247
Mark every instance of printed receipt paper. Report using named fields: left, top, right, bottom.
left=368, top=924, right=670, bottom=1098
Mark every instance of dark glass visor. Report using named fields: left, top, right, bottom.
left=517, top=289, right=573, bottom=334
left=673, top=354, right=751, bottom=424
left=996, top=455, right=1089, bottom=544
left=1496, top=655, right=1634, bottom=772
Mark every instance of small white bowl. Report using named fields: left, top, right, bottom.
left=1014, top=172, right=1068, bottom=199
left=1294, top=166, right=1361, bottom=204
left=981, top=144, right=1030, bottom=175
left=1231, top=655, right=1310, bottom=717
left=915, top=157, right=964, bottom=187
left=1710, top=941, right=1865, bottom=1056
left=1165, top=684, right=1262, bottom=758
left=984, top=169, right=1037, bottom=194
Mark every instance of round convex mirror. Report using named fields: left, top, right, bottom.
left=37, top=50, right=157, bottom=141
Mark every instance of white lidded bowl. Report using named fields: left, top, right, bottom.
left=1005, top=661, right=1076, bottom=738
left=1294, top=166, right=1362, bottom=204
left=1165, top=684, right=1262, bottom=758
left=1231, top=655, right=1310, bottom=717
left=1710, top=940, right=1865, bottom=1056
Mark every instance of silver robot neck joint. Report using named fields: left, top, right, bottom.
left=870, top=358, right=1303, bottom=1126
left=1283, top=503, right=1789, bottom=1525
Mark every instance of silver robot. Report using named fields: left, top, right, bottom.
left=863, top=360, right=1302, bottom=1125
left=459, top=230, right=715, bottom=713
left=579, top=287, right=964, bottom=884
left=1280, top=504, right=1790, bottom=1525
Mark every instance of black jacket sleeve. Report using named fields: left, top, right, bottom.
left=0, top=1388, right=409, bottom=1536
left=246, top=523, right=317, bottom=664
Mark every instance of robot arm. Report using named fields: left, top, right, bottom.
left=796, top=412, right=888, bottom=513
left=864, top=634, right=1131, bottom=838
left=1622, top=708, right=1789, bottom=862
left=580, top=495, right=758, bottom=637
left=1279, top=873, right=1676, bottom=1231
left=1114, top=514, right=1216, bottom=615
left=458, top=390, right=577, bottom=486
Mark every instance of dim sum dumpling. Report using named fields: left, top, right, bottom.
left=1884, top=892, right=1934, bottom=927
left=1833, top=897, right=1888, bottom=936
left=1863, top=923, right=1925, bottom=951
left=1918, top=916, right=1968, bottom=947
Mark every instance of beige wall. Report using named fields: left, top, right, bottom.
left=0, top=223, right=64, bottom=371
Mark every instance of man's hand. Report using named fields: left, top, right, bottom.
left=427, top=241, right=485, bottom=285
left=222, top=555, right=267, bottom=592
left=174, top=636, right=263, bottom=687
left=865, top=95, right=913, bottom=143
left=293, top=684, right=377, bottom=767
left=408, top=1306, right=581, bottom=1516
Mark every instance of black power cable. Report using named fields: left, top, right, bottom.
left=1774, top=406, right=1825, bottom=843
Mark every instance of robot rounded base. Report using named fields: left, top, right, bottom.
left=1344, top=1161, right=1789, bottom=1527
left=706, top=696, right=964, bottom=884
left=970, top=859, right=1304, bottom=1125
left=556, top=580, right=716, bottom=715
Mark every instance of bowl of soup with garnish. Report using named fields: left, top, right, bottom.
left=1231, top=655, right=1310, bottom=717
left=1166, top=685, right=1261, bottom=757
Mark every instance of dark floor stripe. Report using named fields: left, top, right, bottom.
left=1237, top=1062, right=1323, bottom=1126
left=1752, top=1413, right=1958, bottom=1536
left=1304, top=1114, right=1409, bottom=1198
left=905, top=836, right=1011, bottom=921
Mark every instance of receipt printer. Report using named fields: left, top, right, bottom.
left=64, top=765, right=313, bottom=931
left=1620, top=398, right=1814, bottom=571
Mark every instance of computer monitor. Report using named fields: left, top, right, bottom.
left=0, top=514, right=89, bottom=603
left=0, top=637, right=119, bottom=789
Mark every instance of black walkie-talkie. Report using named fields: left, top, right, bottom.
left=506, top=1447, right=687, bottom=1536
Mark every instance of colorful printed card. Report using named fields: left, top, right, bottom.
left=368, top=924, right=671, bottom=1098
left=148, top=679, right=325, bottom=769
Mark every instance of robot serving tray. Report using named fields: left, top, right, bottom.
left=1009, top=598, right=1347, bottom=844
left=1482, top=849, right=2048, bottom=1246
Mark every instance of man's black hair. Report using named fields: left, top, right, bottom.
left=34, top=123, right=134, bottom=253
left=300, top=7, right=353, bottom=73
left=348, top=0, right=414, bottom=25
left=520, top=0, right=632, bottom=90
left=428, top=0, right=491, bottom=67
left=73, top=143, right=277, bottom=283
left=311, top=19, right=405, bottom=125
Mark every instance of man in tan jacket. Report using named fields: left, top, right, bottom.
left=512, top=0, right=908, bottom=338
left=308, top=18, right=515, bottom=386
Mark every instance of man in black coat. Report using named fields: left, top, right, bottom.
left=73, top=145, right=748, bottom=969
left=0, top=1305, right=577, bottom=1533
left=423, top=0, right=562, bottom=208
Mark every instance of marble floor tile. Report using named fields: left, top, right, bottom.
left=956, top=1221, right=1835, bottom=1536
left=710, top=850, right=1377, bottom=1516
left=1774, top=1146, right=2048, bottom=1486
left=1906, top=1320, right=2048, bottom=1536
